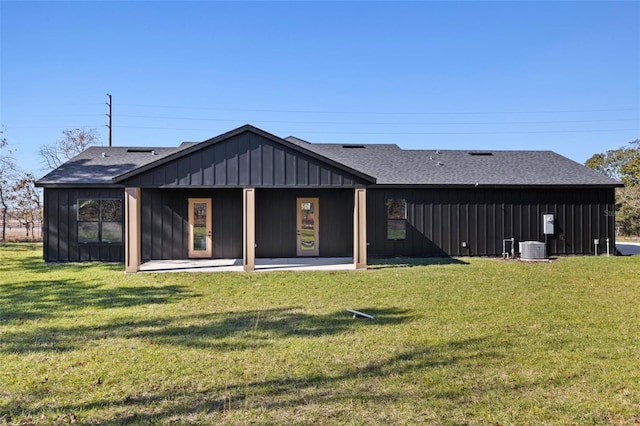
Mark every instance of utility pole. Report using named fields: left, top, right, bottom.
left=106, top=93, right=112, bottom=147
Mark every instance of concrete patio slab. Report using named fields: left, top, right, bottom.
left=139, top=257, right=355, bottom=273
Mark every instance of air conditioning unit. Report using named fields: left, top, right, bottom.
left=519, top=241, right=546, bottom=260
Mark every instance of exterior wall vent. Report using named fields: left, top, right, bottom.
left=519, top=241, right=547, bottom=260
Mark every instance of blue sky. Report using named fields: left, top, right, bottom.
left=2, top=1, right=639, bottom=175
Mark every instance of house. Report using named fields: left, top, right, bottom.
left=36, top=124, right=621, bottom=272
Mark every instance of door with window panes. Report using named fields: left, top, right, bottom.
left=296, top=198, right=319, bottom=256
left=188, top=198, right=212, bottom=258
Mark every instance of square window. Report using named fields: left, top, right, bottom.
left=101, top=200, right=123, bottom=222
left=78, top=199, right=123, bottom=244
left=101, top=222, right=123, bottom=243
left=78, top=199, right=99, bottom=221
left=387, top=199, right=407, bottom=220
left=387, top=220, right=406, bottom=240
left=78, top=222, right=99, bottom=243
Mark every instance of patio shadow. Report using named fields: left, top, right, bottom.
left=368, top=257, right=469, bottom=269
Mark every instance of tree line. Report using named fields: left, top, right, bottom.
left=0, top=128, right=97, bottom=241
left=585, top=139, right=640, bottom=237
left=0, top=127, right=638, bottom=241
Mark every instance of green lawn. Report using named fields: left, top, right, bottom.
left=1, top=244, right=639, bottom=425
left=618, top=238, right=640, bottom=243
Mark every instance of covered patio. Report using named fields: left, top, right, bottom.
left=138, top=257, right=356, bottom=273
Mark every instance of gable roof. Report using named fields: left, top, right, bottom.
left=37, top=124, right=621, bottom=188
left=112, top=125, right=375, bottom=184
left=36, top=125, right=376, bottom=188
left=285, top=137, right=622, bottom=187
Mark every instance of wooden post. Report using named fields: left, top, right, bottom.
left=124, top=187, right=141, bottom=273
left=353, top=187, right=367, bottom=270
left=243, top=188, right=256, bottom=272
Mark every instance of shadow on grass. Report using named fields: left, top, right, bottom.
left=0, top=248, right=47, bottom=275
left=368, top=256, right=469, bottom=269
left=1, top=307, right=413, bottom=354
left=0, top=243, right=39, bottom=251
left=0, top=243, right=124, bottom=275
left=9, top=335, right=520, bottom=424
left=0, top=279, right=190, bottom=323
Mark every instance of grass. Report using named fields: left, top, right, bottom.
left=1, top=244, right=639, bottom=425
left=618, top=237, right=640, bottom=243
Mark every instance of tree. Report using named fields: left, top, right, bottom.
left=9, top=173, right=42, bottom=240
left=0, top=128, right=18, bottom=241
left=39, top=128, right=99, bottom=171
left=585, top=139, right=640, bottom=236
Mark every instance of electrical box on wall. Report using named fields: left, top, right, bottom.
left=543, top=214, right=554, bottom=235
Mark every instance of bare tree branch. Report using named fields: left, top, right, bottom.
left=0, top=128, right=18, bottom=241
left=9, top=172, right=42, bottom=240
left=39, top=128, right=99, bottom=171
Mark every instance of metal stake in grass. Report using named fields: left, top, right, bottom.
left=346, top=309, right=374, bottom=319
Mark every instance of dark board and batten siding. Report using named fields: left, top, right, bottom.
left=43, top=188, right=124, bottom=262
left=140, top=189, right=242, bottom=261
left=121, top=132, right=368, bottom=188
left=367, top=187, right=615, bottom=258
left=255, top=189, right=354, bottom=258
left=42, top=128, right=617, bottom=263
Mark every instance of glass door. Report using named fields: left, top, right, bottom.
left=188, top=198, right=212, bottom=258
left=297, top=198, right=319, bottom=256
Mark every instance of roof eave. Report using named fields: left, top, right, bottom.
left=36, top=182, right=125, bottom=189
left=369, top=183, right=623, bottom=189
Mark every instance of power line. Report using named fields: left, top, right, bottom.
left=118, top=103, right=640, bottom=116
left=17, top=112, right=639, bottom=126
left=9, top=125, right=105, bottom=129
left=297, top=128, right=640, bottom=136
left=115, top=125, right=639, bottom=135
left=116, top=114, right=639, bottom=126
left=17, top=114, right=102, bottom=118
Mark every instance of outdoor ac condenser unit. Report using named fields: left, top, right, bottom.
left=519, top=241, right=546, bottom=260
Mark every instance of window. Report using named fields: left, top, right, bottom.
left=78, top=199, right=123, bottom=243
left=386, top=199, right=407, bottom=240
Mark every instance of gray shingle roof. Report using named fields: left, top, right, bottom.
left=36, top=146, right=187, bottom=185
left=36, top=126, right=621, bottom=187
left=285, top=137, right=621, bottom=186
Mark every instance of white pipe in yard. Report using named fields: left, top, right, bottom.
left=502, top=238, right=515, bottom=258
left=346, top=309, right=374, bottom=319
